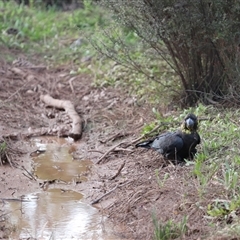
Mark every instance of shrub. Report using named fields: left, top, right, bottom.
left=97, top=0, right=240, bottom=106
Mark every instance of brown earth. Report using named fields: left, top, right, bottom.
left=0, top=48, right=227, bottom=240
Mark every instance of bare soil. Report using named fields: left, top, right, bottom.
left=0, top=48, right=224, bottom=240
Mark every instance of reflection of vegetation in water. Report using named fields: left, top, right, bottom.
left=4, top=189, right=105, bottom=239
left=32, top=138, right=92, bottom=183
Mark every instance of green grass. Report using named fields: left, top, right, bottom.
left=153, top=214, right=187, bottom=240
left=0, top=140, right=7, bottom=155
left=0, top=1, right=178, bottom=105
left=2, top=2, right=240, bottom=239
left=0, top=140, right=8, bottom=165
left=142, top=105, right=240, bottom=238
left=90, top=26, right=178, bottom=105
left=0, top=1, right=108, bottom=64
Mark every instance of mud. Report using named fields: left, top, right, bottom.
left=0, top=48, right=215, bottom=240
left=5, top=189, right=116, bottom=240
left=2, top=136, right=123, bottom=239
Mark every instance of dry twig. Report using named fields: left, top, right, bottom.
left=3, top=81, right=29, bottom=103
left=109, top=160, right=126, bottom=180
left=129, top=123, right=164, bottom=145
left=91, top=184, right=119, bottom=205
left=97, top=141, right=127, bottom=164
left=100, top=132, right=132, bottom=144
left=5, top=152, right=13, bottom=168
left=114, top=147, right=133, bottom=152
left=69, top=77, right=77, bottom=95
left=97, top=123, right=163, bottom=164
left=21, top=165, right=37, bottom=181
left=91, top=180, right=132, bottom=205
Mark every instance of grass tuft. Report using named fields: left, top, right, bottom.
left=152, top=213, right=187, bottom=240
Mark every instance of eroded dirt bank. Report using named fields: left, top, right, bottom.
left=0, top=53, right=215, bottom=240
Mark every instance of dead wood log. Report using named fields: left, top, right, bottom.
left=40, top=94, right=82, bottom=140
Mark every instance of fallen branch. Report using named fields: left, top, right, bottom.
left=40, top=94, right=82, bottom=140
left=0, top=198, right=27, bottom=202
left=97, top=123, right=163, bottom=164
left=21, top=165, right=37, bottom=181
left=91, top=180, right=132, bottom=205
left=129, top=123, right=164, bottom=145
left=91, top=184, right=119, bottom=205
left=5, top=153, right=13, bottom=168
left=3, top=81, right=29, bottom=103
left=109, top=160, right=126, bottom=180
left=114, top=147, right=133, bottom=152
left=96, top=141, right=128, bottom=164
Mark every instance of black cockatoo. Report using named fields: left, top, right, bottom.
left=136, top=113, right=201, bottom=163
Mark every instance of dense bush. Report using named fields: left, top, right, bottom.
left=98, top=0, right=240, bottom=106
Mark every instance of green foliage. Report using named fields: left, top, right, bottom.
left=140, top=105, right=240, bottom=228
left=214, top=223, right=240, bottom=239
left=193, top=155, right=219, bottom=196
left=155, top=169, right=169, bottom=188
left=139, top=113, right=176, bottom=137
left=0, top=1, right=178, bottom=107
left=5, top=0, right=84, bottom=10
left=187, top=107, right=240, bottom=198
left=141, top=122, right=157, bottom=135
left=0, top=1, right=107, bottom=64
left=97, top=0, right=240, bottom=106
left=0, top=140, right=7, bottom=165
left=152, top=214, right=187, bottom=240
left=207, top=196, right=240, bottom=218
left=207, top=201, right=231, bottom=218
left=0, top=141, right=7, bottom=156
left=222, top=162, right=239, bottom=193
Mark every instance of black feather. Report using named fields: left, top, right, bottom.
left=136, top=114, right=201, bottom=163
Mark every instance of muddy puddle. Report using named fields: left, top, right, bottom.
left=4, top=137, right=119, bottom=239
left=31, top=137, right=91, bottom=183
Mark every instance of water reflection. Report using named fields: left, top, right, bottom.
left=4, top=137, right=120, bottom=239
left=32, top=137, right=92, bottom=182
left=6, top=189, right=111, bottom=239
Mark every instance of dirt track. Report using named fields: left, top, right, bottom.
left=0, top=52, right=214, bottom=239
